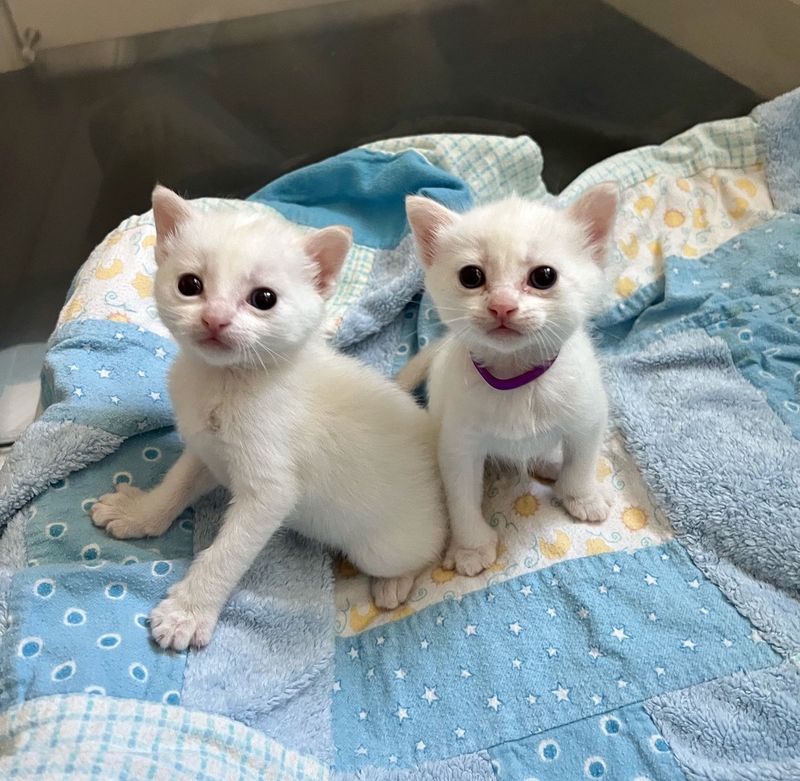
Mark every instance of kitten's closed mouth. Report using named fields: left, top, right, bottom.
left=198, top=336, right=232, bottom=350
left=488, top=324, right=522, bottom=338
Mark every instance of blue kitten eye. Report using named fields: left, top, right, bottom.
left=249, top=287, right=277, bottom=310
left=458, top=266, right=485, bottom=289
left=529, top=266, right=557, bottom=289
left=178, top=274, right=203, bottom=296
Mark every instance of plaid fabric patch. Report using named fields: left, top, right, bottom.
left=0, top=694, right=329, bottom=780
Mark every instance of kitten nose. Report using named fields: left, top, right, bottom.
left=488, top=298, right=518, bottom=321
left=202, top=313, right=231, bottom=333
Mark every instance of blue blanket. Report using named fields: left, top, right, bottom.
left=1, top=92, right=799, bottom=780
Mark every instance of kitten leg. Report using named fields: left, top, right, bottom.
left=439, top=433, right=497, bottom=576
left=554, top=423, right=610, bottom=523
left=92, top=452, right=215, bottom=539
left=531, top=444, right=563, bottom=482
left=150, top=485, right=297, bottom=650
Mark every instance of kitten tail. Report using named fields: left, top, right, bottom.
left=395, top=344, right=435, bottom=392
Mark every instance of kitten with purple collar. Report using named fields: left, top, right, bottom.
left=91, top=186, right=447, bottom=650
left=399, top=185, right=618, bottom=576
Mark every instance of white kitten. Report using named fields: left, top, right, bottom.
left=92, top=186, right=446, bottom=650
left=399, top=185, right=617, bottom=576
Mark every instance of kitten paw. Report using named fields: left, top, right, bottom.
left=443, top=529, right=498, bottom=576
left=558, top=490, right=612, bottom=523
left=372, top=575, right=414, bottom=610
left=150, top=595, right=218, bottom=651
left=91, top=485, right=169, bottom=539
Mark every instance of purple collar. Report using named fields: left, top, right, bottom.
left=471, top=354, right=557, bottom=390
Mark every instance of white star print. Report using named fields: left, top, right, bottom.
left=137, top=370, right=146, bottom=377
left=358, top=710, right=368, bottom=720
left=136, top=419, right=148, bottom=431
left=720, top=281, right=732, bottom=289
left=376, top=636, right=385, bottom=646
left=154, top=347, right=167, bottom=359
left=460, top=669, right=472, bottom=679
left=682, top=638, right=696, bottom=650
left=148, top=391, right=161, bottom=401
left=578, top=608, right=590, bottom=620
left=655, top=667, right=665, bottom=676
left=699, top=607, right=709, bottom=615
left=395, top=706, right=409, bottom=722
left=394, top=668, right=406, bottom=680
left=415, top=741, right=426, bottom=752
left=388, top=755, right=398, bottom=764
left=553, top=685, right=570, bottom=702
left=550, top=577, right=560, bottom=587
left=598, top=584, right=608, bottom=594
left=792, top=288, right=800, bottom=296
left=512, top=658, right=522, bottom=669
left=110, top=396, right=120, bottom=405
left=591, top=694, right=603, bottom=706
left=114, top=332, right=124, bottom=340
left=611, top=563, right=621, bottom=573
left=137, top=327, right=145, bottom=333
left=769, top=269, right=778, bottom=278
left=421, top=687, right=438, bottom=705
left=648, top=612, right=658, bottom=621
left=464, top=624, right=477, bottom=636
left=588, top=647, right=602, bottom=660
left=420, top=639, right=430, bottom=650
left=348, top=646, right=359, bottom=660
left=454, top=727, right=465, bottom=739
left=546, top=647, right=558, bottom=658
left=617, top=678, right=628, bottom=689
left=333, top=680, right=341, bottom=692
left=355, top=746, right=368, bottom=756
left=366, top=668, right=375, bottom=679
left=546, top=607, right=557, bottom=617
left=688, top=578, right=700, bottom=589
left=692, top=279, right=700, bottom=286
left=526, top=693, right=538, bottom=705
left=750, top=629, right=763, bottom=644
left=96, top=368, right=111, bottom=378
left=722, top=638, right=733, bottom=647
left=73, top=387, right=84, bottom=397
left=486, top=592, right=495, bottom=603
left=644, top=574, right=658, bottom=586
left=611, top=627, right=630, bottom=642
left=520, top=585, right=533, bottom=597
left=68, top=364, right=79, bottom=372
left=509, top=622, right=522, bottom=635
left=661, top=553, right=670, bottom=560
left=435, top=616, right=444, bottom=626
left=486, top=695, right=502, bottom=711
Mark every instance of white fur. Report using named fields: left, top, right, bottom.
left=92, top=187, right=446, bottom=650
left=402, top=185, right=617, bottom=576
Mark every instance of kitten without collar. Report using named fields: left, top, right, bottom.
left=92, top=186, right=447, bottom=650
left=400, top=185, right=617, bottom=576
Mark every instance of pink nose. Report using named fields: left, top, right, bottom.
left=488, top=300, right=518, bottom=320
left=202, top=314, right=231, bottom=333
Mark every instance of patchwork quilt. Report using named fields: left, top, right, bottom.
left=1, top=88, right=799, bottom=780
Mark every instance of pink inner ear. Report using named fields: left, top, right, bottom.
left=152, top=185, right=191, bottom=240
left=568, top=183, right=619, bottom=265
left=304, top=226, right=353, bottom=297
left=406, top=196, right=458, bottom=266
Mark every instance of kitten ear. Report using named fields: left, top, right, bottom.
left=567, top=183, right=619, bottom=266
left=152, top=185, right=192, bottom=255
left=304, top=226, right=352, bottom=298
left=406, top=195, right=458, bottom=267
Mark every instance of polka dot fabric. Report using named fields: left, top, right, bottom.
left=8, top=562, right=187, bottom=704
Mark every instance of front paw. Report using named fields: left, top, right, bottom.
left=443, top=527, right=498, bottom=576
left=150, top=592, right=219, bottom=651
left=556, top=485, right=612, bottom=523
left=91, top=485, right=167, bottom=539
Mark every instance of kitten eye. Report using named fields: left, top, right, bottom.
left=177, top=274, right=203, bottom=296
left=458, top=265, right=485, bottom=289
left=529, top=266, right=557, bottom=290
left=249, top=287, right=277, bottom=311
